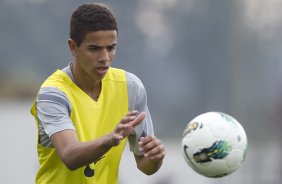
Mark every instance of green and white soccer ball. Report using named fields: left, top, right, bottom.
left=181, top=112, right=248, bottom=178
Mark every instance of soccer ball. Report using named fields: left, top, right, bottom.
left=181, top=112, right=247, bottom=178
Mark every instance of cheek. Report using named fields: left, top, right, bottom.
left=109, top=51, right=116, bottom=61
left=78, top=55, right=95, bottom=69
left=83, top=52, right=98, bottom=63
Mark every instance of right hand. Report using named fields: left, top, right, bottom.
left=108, top=111, right=146, bottom=146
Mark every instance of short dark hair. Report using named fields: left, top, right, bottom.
left=70, top=3, right=118, bottom=47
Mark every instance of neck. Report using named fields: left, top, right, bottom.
left=71, top=63, right=102, bottom=101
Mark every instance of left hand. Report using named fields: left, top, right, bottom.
left=138, top=136, right=166, bottom=161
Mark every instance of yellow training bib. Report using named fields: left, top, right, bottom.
left=31, top=67, right=128, bottom=184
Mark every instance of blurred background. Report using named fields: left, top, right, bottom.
left=1, top=0, right=282, bottom=183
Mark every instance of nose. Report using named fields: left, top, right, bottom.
left=98, top=48, right=110, bottom=62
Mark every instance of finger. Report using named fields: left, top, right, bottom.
left=130, top=112, right=146, bottom=127
left=115, top=123, right=130, bottom=132
left=139, top=136, right=155, bottom=146
left=148, top=150, right=166, bottom=161
left=113, top=133, right=123, bottom=140
left=143, top=144, right=166, bottom=160
left=144, top=144, right=165, bottom=156
left=120, top=115, right=136, bottom=124
left=126, top=110, right=138, bottom=117
left=140, top=137, right=160, bottom=152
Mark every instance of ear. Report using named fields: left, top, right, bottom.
left=68, top=39, right=78, bottom=57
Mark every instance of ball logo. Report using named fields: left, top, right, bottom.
left=183, top=122, right=202, bottom=136
left=192, top=140, right=232, bottom=163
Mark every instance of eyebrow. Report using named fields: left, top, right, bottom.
left=87, top=43, right=117, bottom=48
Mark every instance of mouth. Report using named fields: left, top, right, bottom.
left=95, top=66, right=109, bottom=76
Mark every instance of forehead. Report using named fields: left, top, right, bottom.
left=82, top=30, right=118, bottom=46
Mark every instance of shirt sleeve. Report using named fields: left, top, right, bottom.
left=126, top=72, right=154, bottom=156
left=36, top=87, right=75, bottom=146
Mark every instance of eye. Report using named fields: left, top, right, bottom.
left=107, top=45, right=116, bottom=51
left=88, top=46, right=100, bottom=52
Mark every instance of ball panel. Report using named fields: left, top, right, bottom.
left=225, top=149, right=244, bottom=169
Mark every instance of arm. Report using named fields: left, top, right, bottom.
left=134, top=136, right=165, bottom=175
left=51, top=111, right=146, bottom=170
left=125, top=72, right=166, bottom=174
left=37, top=87, right=146, bottom=170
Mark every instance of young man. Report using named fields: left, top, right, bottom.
left=30, top=3, right=165, bottom=184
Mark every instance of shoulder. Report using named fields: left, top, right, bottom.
left=38, top=86, right=68, bottom=99
left=126, top=71, right=148, bottom=111
left=126, top=71, right=142, bottom=84
left=126, top=71, right=145, bottom=90
left=41, top=70, right=73, bottom=89
left=104, top=67, right=127, bottom=82
left=105, top=68, right=145, bottom=90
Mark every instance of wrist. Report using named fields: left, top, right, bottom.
left=102, top=133, right=120, bottom=148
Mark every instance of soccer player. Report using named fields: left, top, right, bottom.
left=30, top=3, right=166, bottom=184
